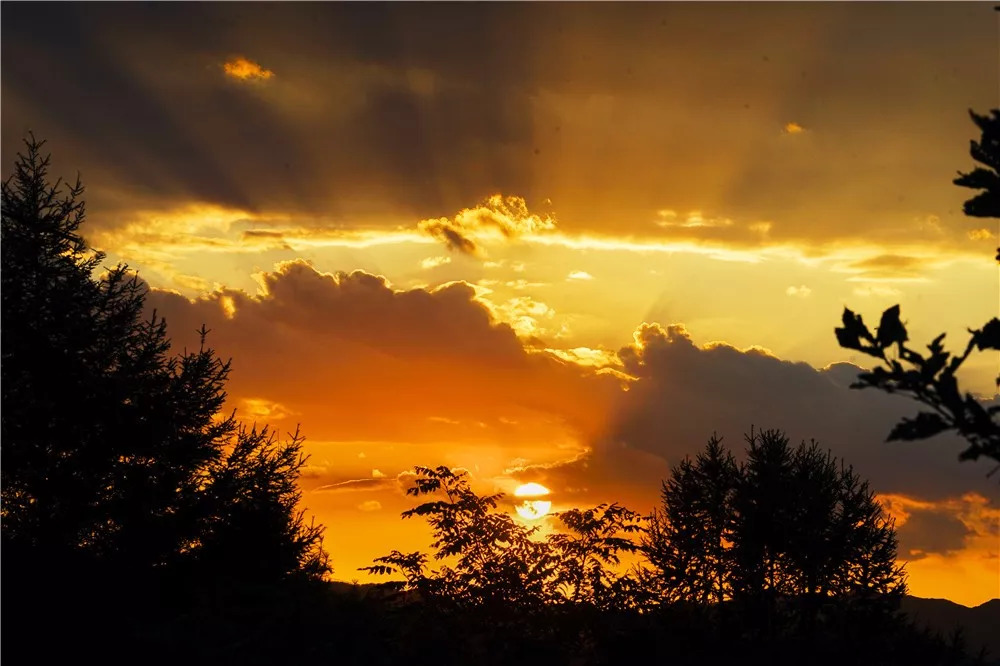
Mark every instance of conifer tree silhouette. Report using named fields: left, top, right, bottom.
left=0, top=136, right=328, bottom=586
left=643, top=430, right=904, bottom=622
left=643, top=435, right=737, bottom=605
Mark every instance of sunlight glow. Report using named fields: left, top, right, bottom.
left=515, top=500, right=552, bottom=521
left=514, top=483, right=552, bottom=520
left=514, top=482, right=550, bottom=497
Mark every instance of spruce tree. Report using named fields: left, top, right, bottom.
left=1, top=136, right=328, bottom=583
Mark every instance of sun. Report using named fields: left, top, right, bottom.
left=514, top=483, right=552, bottom=520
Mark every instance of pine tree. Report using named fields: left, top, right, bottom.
left=0, top=135, right=328, bottom=584
left=643, top=435, right=738, bottom=604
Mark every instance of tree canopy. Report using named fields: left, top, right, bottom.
left=643, top=430, right=905, bottom=616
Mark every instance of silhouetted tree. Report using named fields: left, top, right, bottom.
left=643, top=435, right=737, bottom=604
left=1, top=135, right=328, bottom=586
left=364, top=466, right=643, bottom=612
left=363, top=466, right=559, bottom=611
left=644, top=430, right=905, bottom=622
left=835, top=109, right=1000, bottom=473
left=954, top=108, right=1000, bottom=220
left=549, top=503, right=643, bottom=609
left=729, top=430, right=905, bottom=633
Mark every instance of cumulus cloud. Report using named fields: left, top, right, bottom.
left=567, top=271, right=594, bottom=281
left=223, top=56, right=274, bottom=81
left=417, top=194, right=556, bottom=256
left=605, top=322, right=994, bottom=501
left=147, top=260, right=616, bottom=452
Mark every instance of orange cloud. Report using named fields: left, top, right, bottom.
left=417, top=194, right=556, bottom=256
left=223, top=56, right=274, bottom=81
left=148, top=260, right=617, bottom=449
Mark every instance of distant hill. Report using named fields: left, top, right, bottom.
left=901, top=596, right=1000, bottom=663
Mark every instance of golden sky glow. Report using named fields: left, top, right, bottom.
left=2, top=3, right=997, bottom=606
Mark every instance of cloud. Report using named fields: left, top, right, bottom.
left=488, top=296, right=556, bottom=338
left=567, top=271, right=594, bottom=281
left=223, top=56, right=274, bottom=81
left=880, top=494, right=974, bottom=559
left=316, top=478, right=390, bottom=493
left=852, top=285, right=902, bottom=299
left=602, top=322, right=995, bottom=501
left=420, top=255, right=451, bottom=270
left=843, top=254, right=927, bottom=280
left=655, top=210, right=734, bottom=229
left=147, top=260, right=617, bottom=450
left=4, top=3, right=996, bottom=257
left=785, top=285, right=811, bottom=298
left=968, top=228, right=995, bottom=241
left=417, top=194, right=556, bottom=256
left=240, top=397, right=295, bottom=422
left=544, top=347, right=621, bottom=370
left=358, top=500, right=382, bottom=512
left=783, top=122, right=806, bottom=134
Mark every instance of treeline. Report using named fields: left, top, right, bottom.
left=346, top=437, right=974, bottom=666
left=0, top=137, right=989, bottom=666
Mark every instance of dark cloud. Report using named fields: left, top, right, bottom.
left=417, top=195, right=556, bottom=256
left=3, top=3, right=995, bottom=249
left=598, top=322, right=995, bottom=502
left=896, top=507, right=973, bottom=560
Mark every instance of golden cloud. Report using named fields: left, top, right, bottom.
left=223, top=56, right=274, bottom=81
left=420, top=256, right=452, bottom=270
left=418, top=194, right=556, bottom=256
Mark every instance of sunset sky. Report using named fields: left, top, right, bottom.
left=3, top=3, right=998, bottom=606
